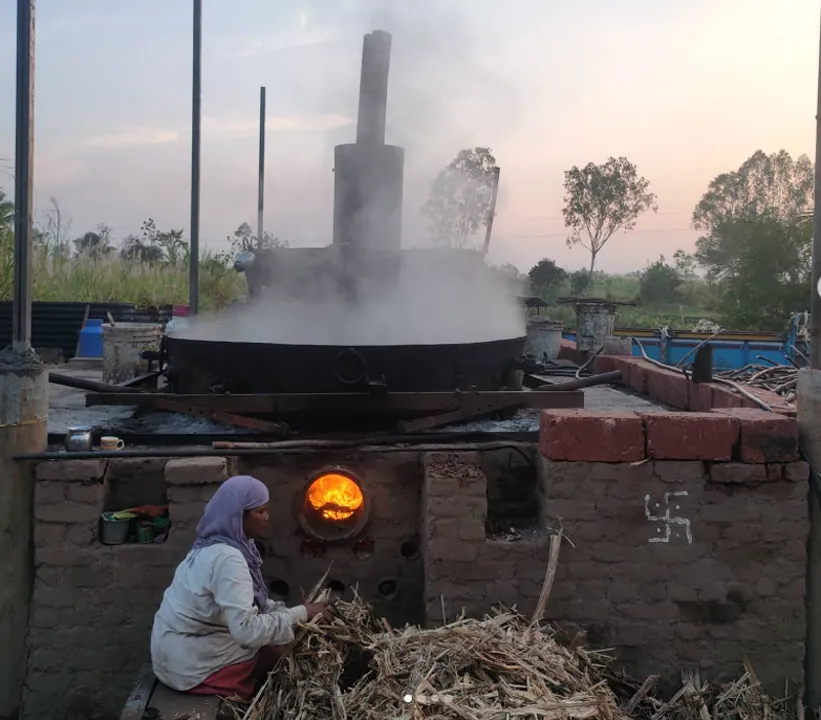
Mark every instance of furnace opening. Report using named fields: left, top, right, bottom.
left=299, top=468, right=369, bottom=541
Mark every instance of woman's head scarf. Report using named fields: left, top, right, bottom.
left=191, top=475, right=269, bottom=610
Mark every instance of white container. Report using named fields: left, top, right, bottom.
left=575, top=303, right=617, bottom=352
left=525, top=318, right=564, bottom=361
left=102, top=322, right=163, bottom=384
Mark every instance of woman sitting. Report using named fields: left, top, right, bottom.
left=151, top=475, right=325, bottom=701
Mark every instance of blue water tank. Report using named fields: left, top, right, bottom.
left=77, top=318, right=104, bottom=358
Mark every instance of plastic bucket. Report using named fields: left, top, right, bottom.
left=102, top=322, right=163, bottom=384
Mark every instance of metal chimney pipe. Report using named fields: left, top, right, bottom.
left=355, top=30, right=391, bottom=145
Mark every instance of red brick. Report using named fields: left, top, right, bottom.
left=539, top=410, right=644, bottom=462
left=711, top=386, right=745, bottom=408
left=592, top=355, right=617, bottom=374
left=624, top=359, right=651, bottom=395
left=712, top=409, right=799, bottom=463
left=645, top=366, right=690, bottom=409
left=641, top=412, right=739, bottom=461
left=688, top=382, right=714, bottom=412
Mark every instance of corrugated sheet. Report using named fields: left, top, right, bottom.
left=0, top=302, right=173, bottom=358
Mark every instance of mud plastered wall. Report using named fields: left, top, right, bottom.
left=23, top=457, right=229, bottom=720
left=235, top=452, right=425, bottom=626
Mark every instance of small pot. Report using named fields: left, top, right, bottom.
left=100, top=512, right=133, bottom=545
left=65, top=426, right=92, bottom=452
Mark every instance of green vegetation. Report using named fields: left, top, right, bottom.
left=0, top=147, right=812, bottom=332
left=528, top=149, right=813, bottom=332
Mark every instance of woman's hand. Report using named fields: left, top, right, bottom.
left=304, top=602, right=328, bottom=620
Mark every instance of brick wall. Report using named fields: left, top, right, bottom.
left=23, top=392, right=809, bottom=716
left=537, top=406, right=806, bottom=694
left=23, top=457, right=228, bottom=720
left=236, top=452, right=425, bottom=625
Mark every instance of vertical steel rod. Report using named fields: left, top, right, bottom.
left=189, top=0, right=202, bottom=315
left=803, top=14, right=821, bottom=713
left=257, top=86, right=266, bottom=245
left=13, top=0, right=35, bottom=350
left=813, top=11, right=821, bottom=370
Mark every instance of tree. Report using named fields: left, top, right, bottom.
left=693, top=150, right=813, bottom=281
left=639, top=256, right=682, bottom=305
left=692, top=150, right=813, bottom=234
left=705, top=212, right=811, bottom=330
left=561, top=156, right=658, bottom=279
left=0, top=189, right=13, bottom=231
left=228, top=222, right=287, bottom=253
left=528, top=259, right=567, bottom=294
left=74, top=224, right=115, bottom=259
left=569, top=269, right=591, bottom=296
left=141, top=218, right=186, bottom=265
left=420, top=147, right=498, bottom=248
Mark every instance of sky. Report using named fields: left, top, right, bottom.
left=0, top=0, right=817, bottom=275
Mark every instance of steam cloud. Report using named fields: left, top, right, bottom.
left=179, top=2, right=524, bottom=348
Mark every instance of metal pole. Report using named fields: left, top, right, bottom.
left=257, top=86, right=266, bottom=245
left=804, top=13, right=821, bottom=712
left=813, top=12, right=821, bottom=370
left=189, top=0, right=202, bottom=315
left=13, top=0, right=34, bottom=350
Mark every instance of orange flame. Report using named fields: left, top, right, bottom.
left=306, top=473, right=364, bottom=521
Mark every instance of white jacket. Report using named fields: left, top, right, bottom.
left=150, top=543, right=308, bottom=690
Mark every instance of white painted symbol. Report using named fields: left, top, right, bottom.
left=644, top=491, right=692, bottom=544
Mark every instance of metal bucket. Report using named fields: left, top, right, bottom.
left=575, top=303, right=617, bottom=352
left=525, top=318, right=564, bottom=361
left=102, top=322, right=163, bottom=384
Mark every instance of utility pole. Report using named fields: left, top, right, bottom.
left=801, top=9, right=821, bottom=713
left=189, top=0, right=202, bottom=314
left=257, top=86, right=266, bottom=245
left=13, top=0, right=34, bottom=349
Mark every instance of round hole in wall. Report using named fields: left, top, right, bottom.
left=268, top=579, right=290, bottom=600
left=299, top=467, right=370, bottom=542
left=400, top=537, right=420, bottom=560
left=377, top=579, right=399, bottom=601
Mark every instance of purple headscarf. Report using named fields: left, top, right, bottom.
left=191, top=475, right=270, bottom=610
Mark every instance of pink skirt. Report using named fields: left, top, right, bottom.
left=188, top=646, right=279, bottom=701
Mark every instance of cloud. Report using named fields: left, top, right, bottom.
left=202, top=114, right=353, bottom=140
left=83, top=127, right=180, bottom=149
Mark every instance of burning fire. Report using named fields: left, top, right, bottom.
left=306, top=473, right=364, bottom=521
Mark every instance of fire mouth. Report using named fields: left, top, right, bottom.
left=306, top=472, right=364, bottom=521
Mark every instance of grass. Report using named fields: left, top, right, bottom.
left=0, top=244, right=245, bottom=310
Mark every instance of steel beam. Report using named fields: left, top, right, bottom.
left=13, top=0, right=35, bottom=350
left=188, top=0, right=202, bottom=314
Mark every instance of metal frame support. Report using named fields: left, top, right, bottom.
left=13, top=0, right=35, bottom=350
left=804, top=10, right=821, bottom=713
left=257, top=86, right=266, bottom=245
left=188, top=0, right=202, bottom=315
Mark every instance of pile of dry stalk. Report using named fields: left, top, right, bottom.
left=237, top=537, right=802, bottom=720
left=716, top=363, right=798, bottom=404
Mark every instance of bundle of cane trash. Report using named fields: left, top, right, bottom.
left=240, top=590, right=800, bottom=720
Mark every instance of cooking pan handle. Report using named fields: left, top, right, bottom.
left=333, top=348, right=368, bottom=386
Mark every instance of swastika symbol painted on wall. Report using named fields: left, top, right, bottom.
left=644, top=491, right=693, bottom=544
